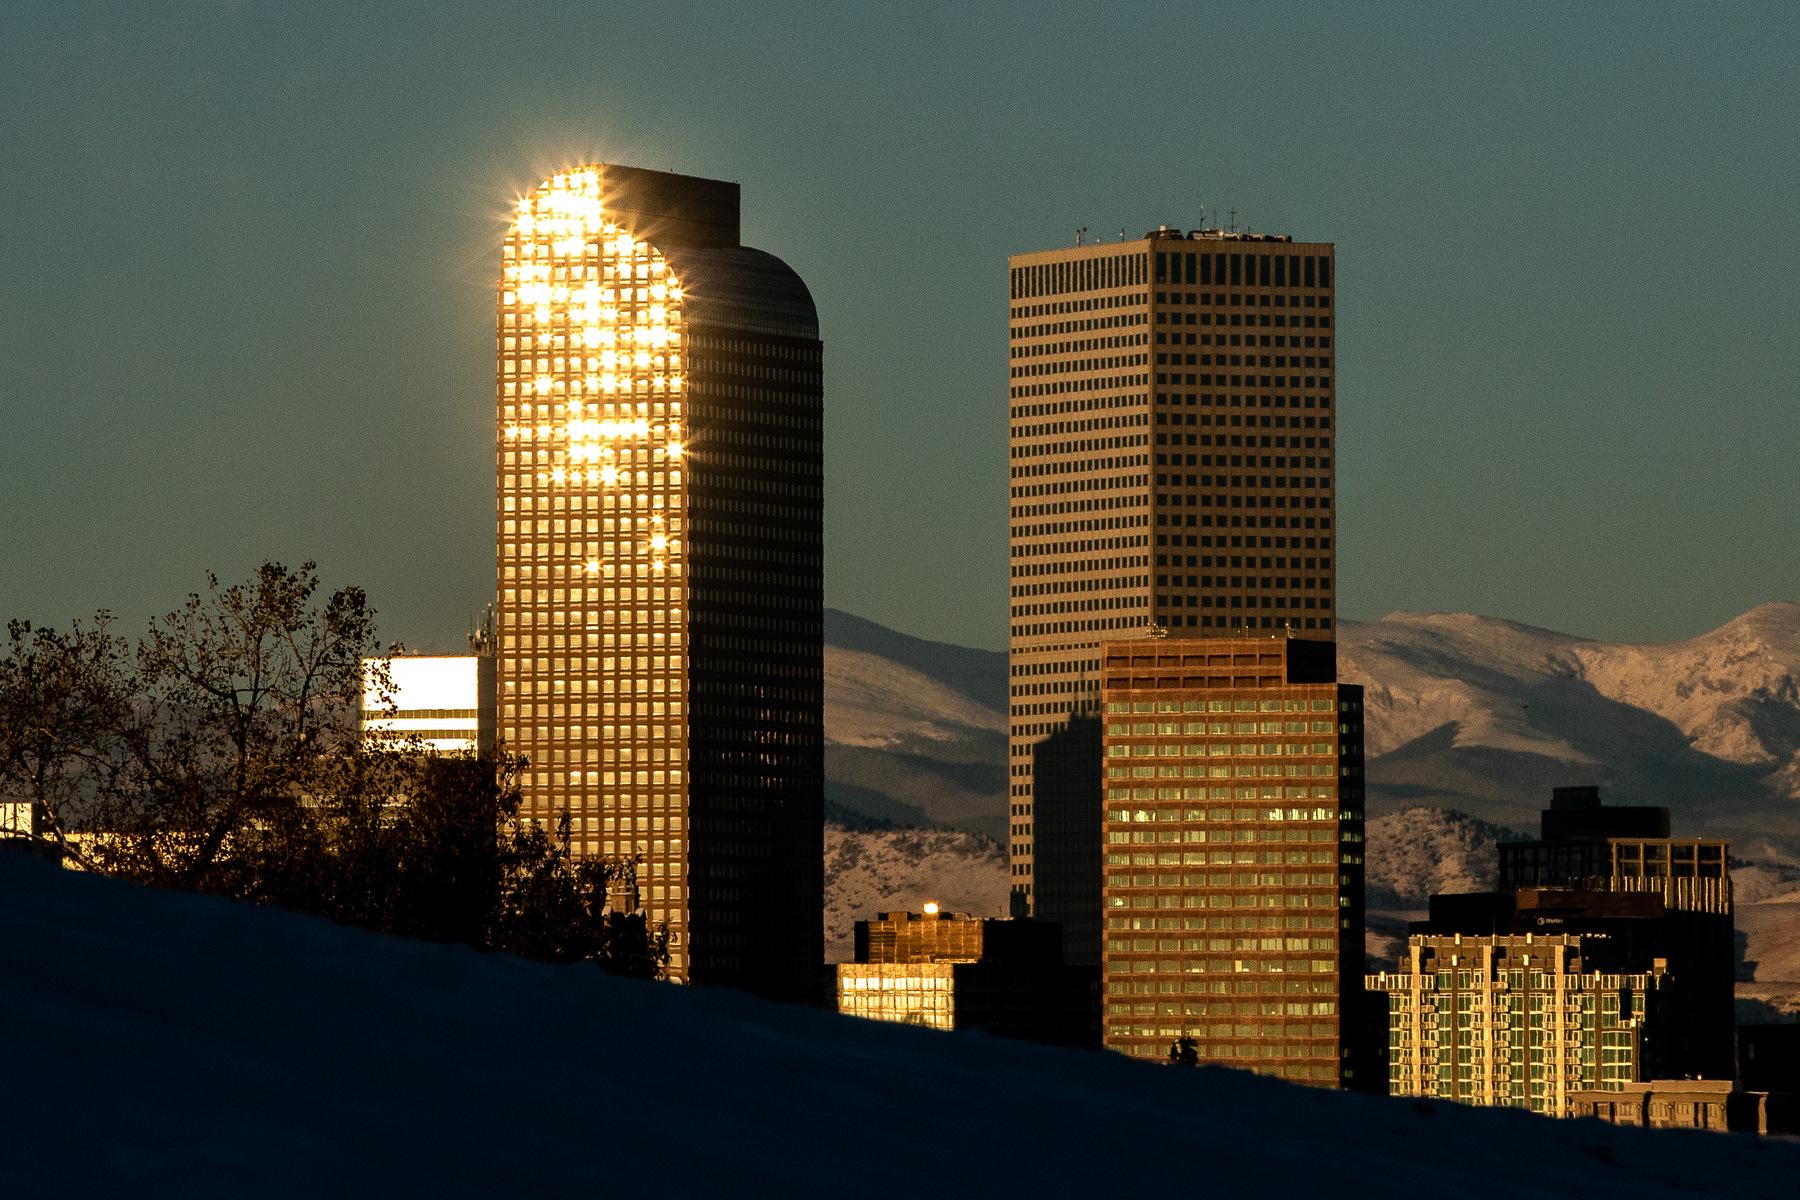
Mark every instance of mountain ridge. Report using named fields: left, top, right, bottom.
left=827, top=600, right=1800, bottom=848
left=822, top=602, right=1800, bottom=1010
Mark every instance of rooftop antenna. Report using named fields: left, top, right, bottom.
left=1198, top=203, right=1207, bottom=232
left=468, top=602, right=497, bottom=654
left=1075, top=226, right=1087, bottom=246
left=1119, top=227, right=1127, bottom=242
left=1228, top=208, right=1238, bottom=233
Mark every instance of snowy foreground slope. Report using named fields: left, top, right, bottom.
left=4, top=854, right=1798, bottom=1199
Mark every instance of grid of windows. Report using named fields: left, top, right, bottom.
left=837, top=965, right=957, bottom=1030
left=495, top=166, right=824, bottom=998
left=1007, top=229, right=1337, bottom=959
left=497, top=169, right=691, bottom=968
left=1369, top=937, right=1664, bottom=1118
left=1096, top=638, right=1363, bottom=1086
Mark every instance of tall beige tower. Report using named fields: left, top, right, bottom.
left=496, top=165, right=823, bottom=999
left=1007, top=227, right=1338, bottom=962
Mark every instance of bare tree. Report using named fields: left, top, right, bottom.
left=0, top=561, right=667, bottom=979
left=89, top=561, right=376, bottom=888
left=0, top=615, right=131, bottom=859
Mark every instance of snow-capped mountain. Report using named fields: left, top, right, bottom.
left=1343, top=601, right=1800, bottom=856
left=823, top=604, right=1800, bottom=1010
left=826, top=602, right=1800, bottom=856
left=824, top=610, right=1006, bottom=840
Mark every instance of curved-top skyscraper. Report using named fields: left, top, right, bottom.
left=496, top=164, right=822, bottom=999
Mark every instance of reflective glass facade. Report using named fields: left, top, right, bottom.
left=496, top=165, right=822, bottom=998
left=837, top=965, right=957, bottom=1029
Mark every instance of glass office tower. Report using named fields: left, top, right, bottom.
left=496, top=165, right=822, bottom=999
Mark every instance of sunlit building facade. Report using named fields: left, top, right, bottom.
left=359, top=655, right=496, bottom=754
left=1099, top=636, right=1366, bottom=1086
left=1369, top=933, right=1667, bottom=1118
left=1007, top=227, right=1339, bottom=961
left=1390, top=787, right=1738, bottom=1085
left=496, top=164, right=823, bottom=999
left=836, top=908, right=1099, bottom=1045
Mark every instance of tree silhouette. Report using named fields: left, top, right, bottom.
left=0, top=561, right=667, bottom=978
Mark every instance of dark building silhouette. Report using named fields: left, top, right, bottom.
left=1007, top=226, right=1339, bottom=946
left=836, top=908, right=1099, bottom=1046
left=1031, top=713, right=1102, bottom=966
left=496, top=165, right=822, bottom=1000
left=1098, top=635, right=1367, bottom=1086
left=1499, top=785, right=1675, bottom=886
left=1496, top=785, right=1733, bottom=1079
left=1739, top=1024, right=1800, bottom=1094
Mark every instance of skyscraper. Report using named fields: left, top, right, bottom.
left=496, top=165, right=823, bottom=999
left=1007, top=226, right=1339, bottom=958
left=1098, top=636, right=1366, bottom=1085
left=1372, top=933, right=1668, bottom=1115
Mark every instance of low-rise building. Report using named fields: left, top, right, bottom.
left=0, top=801, right=32, bottom=841
left=359, top=654, right=495, bottom=755
left=835, top=907, right=1098, bottom=1047
left=1369, top=932, right=1667, bottom=1118
left=1570, top=1080, right=1796, bottom=1135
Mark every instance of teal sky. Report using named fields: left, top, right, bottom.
left=2, top=1, right=1795, bottom=652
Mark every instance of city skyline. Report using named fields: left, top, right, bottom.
left=2, top=4, right=1796, bottom=1177
left=4, top=4, right=1799, bottom=653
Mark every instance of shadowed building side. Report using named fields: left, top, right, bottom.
left=671, top=239, right=824, bottom=1002
left=1032, top=713, right=1102, bottom=965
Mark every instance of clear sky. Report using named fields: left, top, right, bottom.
left=2, top=1, right=1795, bottom=652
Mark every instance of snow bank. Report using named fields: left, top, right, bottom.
left=3, top=851, right=1795, bottom=1197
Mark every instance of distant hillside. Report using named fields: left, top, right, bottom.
left=1343, top=601, right=1800, bottom=857
left=822, top=603, right=1800, bottom=1010
left=1363, top=806, right=1517, bottom=911
left=823, top=609, right=1005, bottom=712
left=824, top=609, right=1006, bottom=840
left=822, top=825, right=1008, bottom=961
